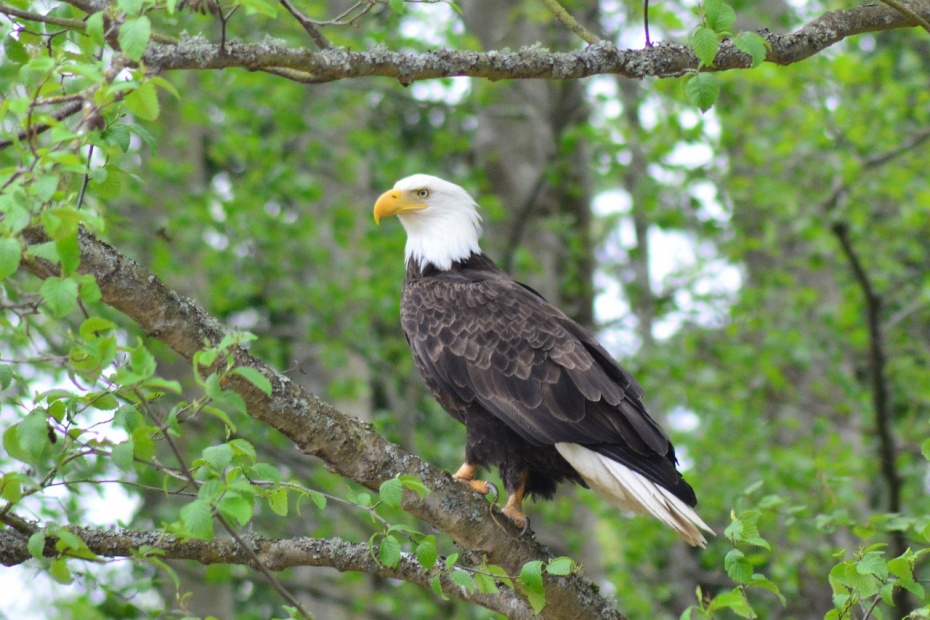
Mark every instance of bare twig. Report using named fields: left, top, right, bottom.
left=538, top=0, right=602, bottom=44
left=279, top=0, right=332, bottom=49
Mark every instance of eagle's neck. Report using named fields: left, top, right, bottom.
left=406, top=252, right=499, bottom=279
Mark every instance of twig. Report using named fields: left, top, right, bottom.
left=862, top=126, right=930, bottom=169
left=0, top=3, right=87, bottom=29
left=878, top=0, right=930, bottom=33
left=538, top=0, right=601, bottom=44
left=644, top=0, right=651, bottom=46
left=259, top=66, right=326, bottom=83
left=279, top=0, right=332, bottom=49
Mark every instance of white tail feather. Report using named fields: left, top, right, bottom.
left=555, top=442, right=714, bottom=547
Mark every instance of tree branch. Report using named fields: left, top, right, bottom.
left=17, top=227, right=625, bottom=620
left=133, top=3, right=930, bottom=83
left=0, top=520, right=536, bottom=618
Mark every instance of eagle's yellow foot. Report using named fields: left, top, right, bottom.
left=502, top=470, right=530, bottom=535
left=502, top=503, right=531, bottom=535
left=452, top=463, right=499, bottom=502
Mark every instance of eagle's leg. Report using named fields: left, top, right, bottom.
left=452, top=462, right=499, bottom=502
left=502, top=469, right=530, bottom=534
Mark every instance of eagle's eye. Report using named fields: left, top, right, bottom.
left=416, top=188, right=430, bottom=199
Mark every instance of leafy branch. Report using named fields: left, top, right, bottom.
left=0, top=519, right=539, bottom=618
left=14, top=225, right=624, bottom=619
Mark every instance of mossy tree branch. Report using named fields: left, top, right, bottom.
left=2, top=2, right=928, bottom=84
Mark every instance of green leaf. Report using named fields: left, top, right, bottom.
left=86, top=12, right=105, bottom=44
left=921, top=438, right=930, bottom=461
left=474, top=571, right=499, bottom=594
left=28, top=532, right=46, bottom=559
left=706, top=0, right=736, bottom=32
left=91, top=167, right=123, bottom=199
left=111, top=439, right=135, bottom=471
left=750, top=574, right=787, bottom=606
left=180, top=499, right=214, bottom=540
left=724, top=549, right=753, bottom=584
left=268, top=487, right=288, bottom=516
left=238, top=0, right=278, bottom=16
left=685, top=73, right=720, bottom=112
left=248, top=462, right=281, bottom=485
left=398, top=474, right=430, bottom=498
left=217, top=492, right=253, bottom=526
left=229, top=438, right=257, bottom=462
left=232, top=366, right=272, bottom=396
left=203, top=444, right=234, bottom=470
left=708, top=588, right=754, bottom=618
left=56, top=234, right=80, bottom=276
left=379, top=534, right=401, bottom=568
left=310, top=491, right=327, bottom=510
left=49, top=558, right=73, bottom=584
left=18, top=411, right=52, bottom=461
left=733, top=32, right=769, bottom=68
left=131, top=427, right=156, bottom=461
left=483, top=563, right=514, bottom=590
left=77, top=274, right=102, bottom=304
left=0, top=237, right=22, bottom=281
left=546, top=557, right=574, bottom=576
left=40, top=277, right=79, bottom=317
left=126, top=81, right=160, bottom=122
left=450, top=569, right=474, bottom=591
left=0, top=473, right=23, bottom=502
left=0, top=364, right=13, bottom=391
left=119, top=17, right=151, bottom=63
left=856, top=552, right=889, bottom=579
left=519, top=560, right=545, bottom=611
left=129, top=342, right=157, bottom=379
left=887, top=556, right=913, bottom=582
left=80, top=317, right=116, bottom=339
left=379, top=478, right=404, bottom=508
left=91, top=392, right=119, bottom=411
left=388, top=0, right=404, bottom=14
left=690, top=26, right=719, bottom=67
left=5, top=36, right=28, bottom=63
left=430, top=573, right=447, bottom=600
left=415, top=536, right=437, bottom=569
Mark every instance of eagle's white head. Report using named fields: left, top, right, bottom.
left=374, top=174, right=483, bottom=271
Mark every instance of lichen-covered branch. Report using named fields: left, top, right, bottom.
left=136, top=3, right=928, bottom=82
left=17, top=227, right=624, bottom=620
left=3, top=2, right=927, bottom=84
left=0, top=521, right=535, bottom=618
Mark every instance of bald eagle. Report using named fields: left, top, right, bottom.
left=374, top=174, right=712, bottom=547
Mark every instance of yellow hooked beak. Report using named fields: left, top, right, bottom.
left=373, top=189, right=427, bottom=224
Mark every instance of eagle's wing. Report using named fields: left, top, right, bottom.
left=402, top=268, right=694, bottom=506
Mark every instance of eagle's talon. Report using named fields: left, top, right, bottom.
left=519, top=516, right=530, bottom=536
left=485, top=481, right=498, bottom=504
